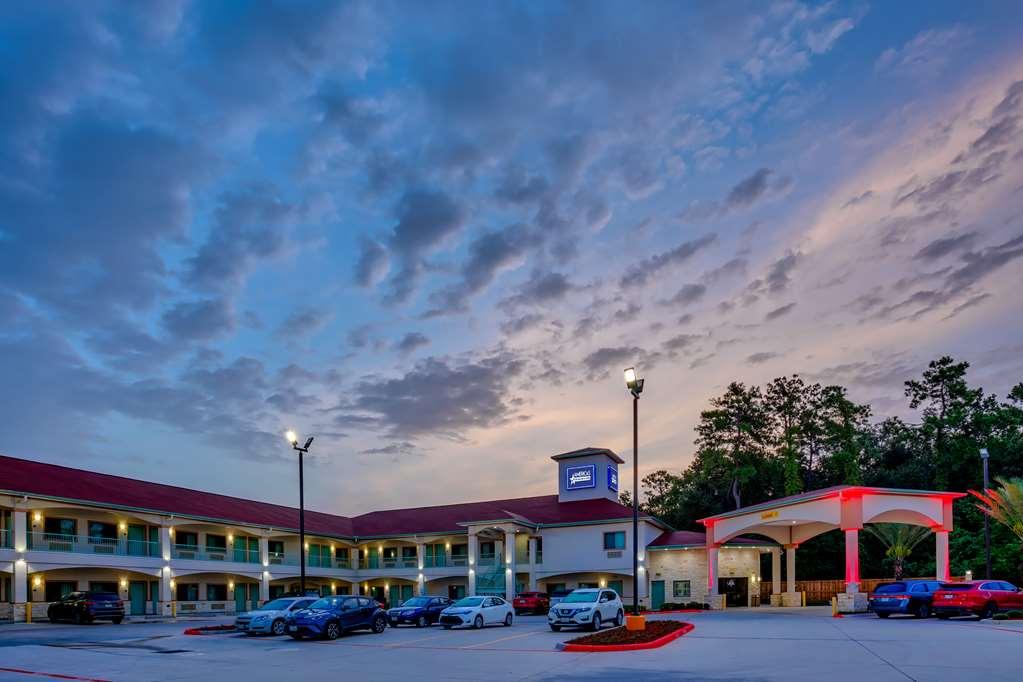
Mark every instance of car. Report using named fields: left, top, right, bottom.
left=387, top=596, right=452, bottom=627
left=235, top=597, right=317, bottom=635
left=286, top=595, right=387, bottom=640
left=548, top=589, right=572, bottom=606
left=547, top=588, right=624, bottom=631
left=512, top=591, right=550, bottom=615
left=47, top=591, right=125, bottom=624
left=868, top=580, right=943, bottom=618
left=438, top=596, right=514, bottom=629
left=933, top=580, right=1023, bottom=620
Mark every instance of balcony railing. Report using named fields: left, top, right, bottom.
left=424, top=556, right=446, bottom=568
left=380, top=557, right=418, bottom=569
left=478, top=552, right=497, bottom=566
left=28, top=532, right=159, bottom=557
left=450, top=556, right=468, bottom=567
left=268, top=551, right=297, bottom=566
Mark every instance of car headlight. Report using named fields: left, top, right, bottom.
left=576, top=607, right=591, bottom=612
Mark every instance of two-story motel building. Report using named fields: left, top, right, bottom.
left=0, top=448, right=771, bottom=621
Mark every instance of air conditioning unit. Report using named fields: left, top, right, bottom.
left=606, top=550, right=623, bottom=559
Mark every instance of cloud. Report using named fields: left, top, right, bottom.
left=875, top=26, right=972, bottom=78
left=764, top=302, right=797, bottom=321
left=662, top=284, right=708, bottom=308
left=395, top=332, right=430, bottom=355
left=914, top=232, right=978, bottom=261
left=678, top=168, right=792, bottom=222
left=582, top=346, right=645, bottom=380
left=354, top=238, right=389, bottom=287
left=620, top=234, right=717, bottom=288
left=745, top=351, right=780, bottom=365
left=385, top=189, right=468, bottom=303
left=161, top=298, right=235, bottom=341
left=275, top=308, right=330, bottom=340
left=501, top=270, right=575, bottom=310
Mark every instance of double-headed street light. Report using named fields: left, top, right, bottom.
left=286, top=430, right=314, bottom=595
left=624, top=367, right=644, bottom=616
left=980, top=447, right=991, bottom=579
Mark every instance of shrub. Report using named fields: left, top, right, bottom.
left=1007, top=610, right=1023, bottom=619
left=992, top=613, right=1008, bottom=620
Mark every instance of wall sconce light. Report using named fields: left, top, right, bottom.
left=506, top=568, right=512, bottom=575
left=304, top=542, right=309, bottom=551
left=445, top=543, right=451, bottom=550
left=599, top=579, right=606, bottom=588
left=118, top=522, right=127, bottom=532
left=120, top=579, right=128, bottom=588
left=228, top=534, right=234, bottom=543
left=170, top=579, right=176, bottom=589
left=33, top=512, right=42, bottom=523
left=229, top=581, right=235, bottom=590
left=32, top=576, right=42, bottom=588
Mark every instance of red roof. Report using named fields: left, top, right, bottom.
left=648, top=530, right=771, bottom=548
left=0, top=454, right=658, bottom=539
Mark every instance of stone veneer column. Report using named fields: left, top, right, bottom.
left=770, top=548, right=782, bottom=606
left=707, top=544, right=720, bottom=607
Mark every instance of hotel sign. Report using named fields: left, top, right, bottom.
left=760, top=510, right=779, bottom=520
left=565, top=464, right=596, bottom=490
left=607, top=465, right=619, bottom=492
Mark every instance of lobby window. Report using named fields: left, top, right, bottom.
left=479, top=541, right=495, bottom=563
left=603, top=531, right=626, bottom=550
left=673, top=580, right=691, bottom=599
left=207, top=584, right=228, bottom=601
left=176, top=583, right=199, bottom=601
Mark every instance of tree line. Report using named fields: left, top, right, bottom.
left=626, top=357, right=1023, bottom=582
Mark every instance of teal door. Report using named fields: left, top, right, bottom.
left=129, top=581, right=147, bottom=615
left=127, top=525, right=148, bottom=556
left=401, top=584, right=414, bottom=602
left=235, top=584, right=248, bottom=612
left=388, top=585, right=400, bottom=607
left=651, top=580, right=665, bottom=610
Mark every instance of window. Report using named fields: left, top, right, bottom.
left=603, top=532, right=625, bottom=550
left=578, top=582, right=599, bottom=589
left=43, top=518, right=77, bottom=537
left=535, top=536, right=543, bottom=563
left=205, top=534, right=227, bottom=551
left=175, top=531, right=198, bottom=548
left=88, top=521, right=117, bottom=541
left=176, top=583, right=199, bottom=601
left=401, top=546, right=417, bottom=562
left=206, top=584, right=228, bottom=601
left=673, top=580, right=691, bottom=599
left=608, top=580, right=624, bottom=595
left=45, top=581, right=76, bottom=602
left=547, top=583, right=566, bottom=594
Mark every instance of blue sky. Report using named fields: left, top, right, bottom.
left=2, top=1, right=1022, bottom=514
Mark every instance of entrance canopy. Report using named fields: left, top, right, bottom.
left=698, top=486, right=965, bottom=605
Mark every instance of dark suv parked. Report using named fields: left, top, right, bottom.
left=387, top=596, right=452, bottom=627
left=868, top=580, right=943, bottom=618
left=287, top=595, right=387, bottom=640
left=47, top=591, right=125, bottom=624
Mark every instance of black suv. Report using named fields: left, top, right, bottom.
left=47, top=591, right=125, bottom=624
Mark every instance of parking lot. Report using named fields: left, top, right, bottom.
left=2, top=608, right=1021, bottom=682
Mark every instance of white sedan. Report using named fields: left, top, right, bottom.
left=439, top=596, right=514, bottom=629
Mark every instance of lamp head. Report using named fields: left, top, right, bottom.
left=285, top=430, right=298, bottom=446
left=979, top=447, right=989, bottom=459
left=624, top=367, right=644, bottom=395
left=304, top=436, right=314, bottom=450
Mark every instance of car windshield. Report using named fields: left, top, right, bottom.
left=257, top=599, right=293, bottom=611
left=401, top=597, right=431, bottom=607
left=939, top=583, right=973, bottom=591
left=874, top=583, right=907, bottom=594
left=309, top=596, right=345, bottom=610
left=452, top=597, right=485, bottom=607
left=563, top=591, right=598, bottom=603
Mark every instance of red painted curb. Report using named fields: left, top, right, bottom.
left=649, top=609, right=707, bottom=615
left=560, top=622, right=694, bottom=652
left=183, top=625, right=236, bottom=635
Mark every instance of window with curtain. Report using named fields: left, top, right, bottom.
left=603, top=531, right=626, bottom=550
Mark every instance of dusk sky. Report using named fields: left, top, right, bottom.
left=2, top=1, right=1022, bottom=516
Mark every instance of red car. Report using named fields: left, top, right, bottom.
left=512, top=591, right=550, bottom=615
left=932, top=580, right=1023, bottom=619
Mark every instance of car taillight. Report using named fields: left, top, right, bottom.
left=84, top=601, right=95, bottom=607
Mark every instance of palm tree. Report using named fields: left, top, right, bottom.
left=865, top=523, right=933, bottom=580
left=970, top=477, right=1023, bottom=546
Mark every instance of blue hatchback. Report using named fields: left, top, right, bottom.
left=868, top=580, right=943, bottom=618
left=387, top=596, right=452, bottom=627
left=287, top=595, right=388, bottom=640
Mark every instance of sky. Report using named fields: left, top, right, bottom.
left=2, top=1, right=1023, bottom=516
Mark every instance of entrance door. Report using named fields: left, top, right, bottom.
left=235, top=584, right=248, bottom=612
left=129, top=581, right=147, bottom=616
left=448, top=584, right=465, bottom=600
left=718, top=577, right=749, bottom=607
left=651, top=580, right=665, bottom=610
left=127, top=525, right=148, bottom=556
left=388, top=585, right=400, bottom=607
left=401, top=584, right=414, bottom=602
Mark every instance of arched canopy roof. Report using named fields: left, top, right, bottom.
left=698, top=486, right=965, bottom=547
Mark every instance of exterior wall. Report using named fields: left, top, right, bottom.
left=648, top=547, right=760, bottom=606
left=538, top=573, right=634, bottom=598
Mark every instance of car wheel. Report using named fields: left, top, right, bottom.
left=914, top=603, right=931, bottom=619
left=443, top=624, right=453, bottom=630
left=112, top=617, right=123, bottom=624
left=271, top=619, right=286, bottom=636
left=504, top=613, right=513, bottom=627
left=590, top=613, right=602, bottom=632
left=73, top=611, right=83, bottom=625
left=550, top=625, right=561, bottom=632
left=416, top=615, right=428, bottom=628
left=877, top=612, right=890, bottom=618
left=979, top=604, right=995, bottom=620
left=473, top=615, right=484, bottom=629
left=372, top=616, right=387, bottom=634
left=937, top=613, right=950, bottom=620
left=324, top=622, right=341, bottom=641
left=615, top=610, right=624, bottom=627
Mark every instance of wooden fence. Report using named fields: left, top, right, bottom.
left=759, top=576, right=966, bottom=605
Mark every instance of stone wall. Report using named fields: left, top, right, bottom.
left=647, top=547, right=761, bottom=606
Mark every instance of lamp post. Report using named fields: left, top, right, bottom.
left=286, top=430, right=314, bottom=595
left=980, top=447, right=991, bottom=580
left=624, top=367, right=644, bottom=617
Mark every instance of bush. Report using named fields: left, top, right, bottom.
left=1006, top=610, right=1023, bottom=619
left=992, top=613, right=1008, bottom=620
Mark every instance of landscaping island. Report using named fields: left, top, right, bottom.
left=559, top=620, right=694, bottom=652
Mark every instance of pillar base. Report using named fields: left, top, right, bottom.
left=13, top=603, right=27, bottom=623
left=780, top=592, right=803, bottom=607
left=769, top=593, right=784, bottom=607
left=836, top=592, right=868, bottom=613
left=708, top=593, right=726, bottom=610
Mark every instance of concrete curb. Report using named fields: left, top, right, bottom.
left=558, top=622, right=694, bottom=652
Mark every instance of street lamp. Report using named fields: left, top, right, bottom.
left=980, top=447, right=991, bottom=579
left=624, top=367, right=644, bottom=616
left=286, top=430, right=314, bottom=595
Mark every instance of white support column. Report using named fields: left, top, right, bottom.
left=783, top=544, right=799, bottom=606
left=160, top=526, right=173, bottom=561
left=257, top=536, right=270, bottom=603
left=416, top=541, right=426, bottom=595
left=504, top=531, right=515, bottom=600
left=13, top=510, right=27, bottom=621
left=527, top=537, right=537, bottom=591
left=160, top=566, right=174, bottom=616
left=467, top=530, right=477, bottom=597
left=771, top=548, right=782, bottom=598
left=935, top=530, right=950, bottom=582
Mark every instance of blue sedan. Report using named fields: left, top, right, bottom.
left=287, top=595, right=388, bottom=640
left=868, top=580, right=943, bottom=618
left=387, top=596, right=452, bottom=627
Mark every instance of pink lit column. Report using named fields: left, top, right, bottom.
left=707, top=544, right=719, bottom=598
left=935, top=530, right=950, bottom=581
left=844, top=529, right=860, bottom=594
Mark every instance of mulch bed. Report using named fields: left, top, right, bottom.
left=560, top=620, right=693, bottom=652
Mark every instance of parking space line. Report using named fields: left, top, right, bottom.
left=381, top=632, right=452, bottom=647
left=0, top=667, right=112, bottom=682
left=460, top=631, right=544, bottom=649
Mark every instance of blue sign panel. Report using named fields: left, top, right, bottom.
left=607, top=465, right=619, bottom=492
left=565, top=464, right=596, bottom=490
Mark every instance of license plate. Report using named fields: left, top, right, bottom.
left=943, top=595, right=954, bottom=600
left=288, top=625, right=298, bottom=631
